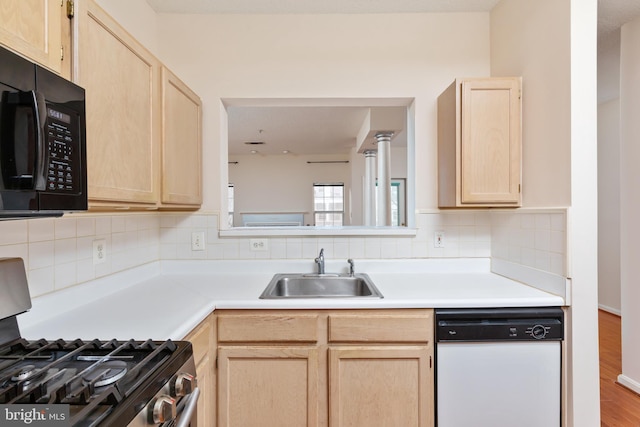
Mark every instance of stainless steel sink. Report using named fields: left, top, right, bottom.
left=259, top=273, right=383, bottom=299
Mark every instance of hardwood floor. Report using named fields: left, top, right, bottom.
left=600, top=310, right=640, bottom=426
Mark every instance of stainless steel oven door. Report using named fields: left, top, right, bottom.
left=128, top=357, right=199, bottom=427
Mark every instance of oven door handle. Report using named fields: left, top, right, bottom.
left=175, top=387, right=200, bottom=427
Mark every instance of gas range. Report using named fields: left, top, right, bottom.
left=0, top=258, right=198, bottom=427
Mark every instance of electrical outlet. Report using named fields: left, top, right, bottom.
left=250, top=239, right=269, bottom=251
left=93, top=239, right=107, bottom=265
left=191, top=232, right=206, bottom=251
left=434, top=231, right=445, bottom=248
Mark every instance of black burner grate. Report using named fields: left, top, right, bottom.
left=0, top=338, right=180, bottom=426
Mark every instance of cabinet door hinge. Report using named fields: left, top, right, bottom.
left=215, top=357, right=218, bottom=369
left=66, top=0, right=75, bottom=18
left=519, top=184, right=521, bottom=193
left=60, top=45, right=64, bottom=61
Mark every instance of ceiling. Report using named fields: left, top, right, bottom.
left=227, top=105, right=408, bottom=156
left=227, top=106, right=370, bottom=156
left=598, top=0, right=640, bottom=39
left=147, top=0, right=640, bottom=152
left=146, top=0, right=640, bottom=31
left=146, top=0, right=501, bottom=14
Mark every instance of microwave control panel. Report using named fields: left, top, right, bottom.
left=46, top=105, right=80, bottom=193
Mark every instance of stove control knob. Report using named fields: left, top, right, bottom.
left=172, top=372, right=196, bottom=397
left=152, top=395, right=176, bottom=423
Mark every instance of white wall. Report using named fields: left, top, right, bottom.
left=490, top=1, right=571, bottom=208
left=228, top=154, right=351, bottom=226
left=95, top=0, right=160, bottom=56
left=229, top=146, right=407, bottom=227
left=619, top=15, right=640, bottom=395
left=598, top=99, right=621, bottom=314
left=154, top=13, right=491, bottom=214
left=597, top=16, right=622, bottom=316
left=598, top=30, right=621, bottom=104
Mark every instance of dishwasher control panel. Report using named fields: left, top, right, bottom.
left=435, top=307, right=564, bottom=342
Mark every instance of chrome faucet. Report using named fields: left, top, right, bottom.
left=347, top=259, right=355, bottom=276
left=315, top=248, right=325, bottom=275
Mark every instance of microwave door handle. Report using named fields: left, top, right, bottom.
left=30, top=91, right=47, bottom=191
left=3, top=90, right=46, bottom=190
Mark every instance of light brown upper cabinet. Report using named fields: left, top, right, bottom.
left=161, top=67, right=203, bottom=207
left=76, top=0, right=202, bottom=210
left=0, top=0, right=71, bottom=79
left=438, top=77, right=522, bottom=208
left=77, top=0, right=161, bottom=208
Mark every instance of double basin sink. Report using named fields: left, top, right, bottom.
left=259, top=273, right=383, bottom=299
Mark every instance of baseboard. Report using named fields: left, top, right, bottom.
left=598, top=304, right=621, bottom=316
left=618, top=374, right=640, bottom=395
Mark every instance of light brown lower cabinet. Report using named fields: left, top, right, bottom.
left=328, top=346, right=431, bottom=427
left=184, top=314, right=216, bottom=427
left=218, top=346, right=319, bottom=427
left=215, top=309, right=434, bottom=427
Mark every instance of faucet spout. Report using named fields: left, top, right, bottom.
left=315, top=248, right=325, bottom=275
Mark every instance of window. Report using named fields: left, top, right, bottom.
left=375, top=178, right=406, bottom=226
left=313, top=183, right=344, bottom=226
left=391, top=179, right=406, bottom=226
left=228, top=184, right=235, bottom=227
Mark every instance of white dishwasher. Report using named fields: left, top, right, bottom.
left=435, top=307, right=563, bottom=427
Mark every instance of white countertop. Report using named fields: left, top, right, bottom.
left=17, top=259, right=565, bottom=342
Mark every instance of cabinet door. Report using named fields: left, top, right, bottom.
left=77, top=0, right=160, bottom=206
left=328, top=346, right=433, bottom=427
left=0, top=0, right=69, bottom=77
left=161, top=66, right=202, bottom=206
left=185, top=316, right=215, bottom=427
left=195, top=354, right=214, bottom=427
left=218, top=346, right=319, bottom=427
left=460, top=78, right=521, bottom=204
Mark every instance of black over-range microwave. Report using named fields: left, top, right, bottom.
left=0, top=45, right=87, bottom=218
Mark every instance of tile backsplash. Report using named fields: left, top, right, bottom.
left=490, top=209, right=567, bottom=276
left=0, top=214, right=161, bottom=298
left=159, top=211, right=491, bottom=262
left=0, top=209, right=566, bottom=299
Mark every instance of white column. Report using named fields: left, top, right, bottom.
left=363, top=150, right=377, bottom=226
left=375, top=132, right=393, bottom=226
